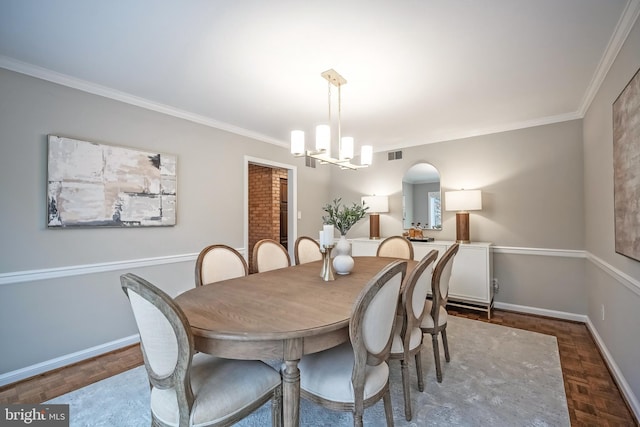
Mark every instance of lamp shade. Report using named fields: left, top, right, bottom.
left=445, top=190, right=482, bottom=211
left=291, top=130, right=305, bottom=155
left=361, top=195, right=389, bottom=213
left=340, top=136, right=354, bottom=160
left=315, top=124, right=330, bottom=152
left=360, top=145, right=373, bottom=166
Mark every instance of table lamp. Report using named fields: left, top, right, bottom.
left=445, top=190, right=482, bottom=243
left=361, top=195, right=389, bottom=240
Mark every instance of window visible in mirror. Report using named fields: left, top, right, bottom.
left=402, top=163, right=441, bottom=231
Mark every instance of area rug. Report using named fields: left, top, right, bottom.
left=47, top=316, right=570, bottom=426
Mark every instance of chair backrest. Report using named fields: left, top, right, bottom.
left=294, top=236, right=322, bottom=265
left=376, top=236, right=414, bottom=260
left=195, top=244, right=248, bottom=286
left=431, top=243, right=459, bottom=317
left=252, top=239, right=291, bottom=273
left=402, top=250, right=438, bottom=333
left=350, top=260, right=406, bottom=375
left=120, top=273, right=194, bottom=426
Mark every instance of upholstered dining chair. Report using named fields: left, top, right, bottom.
left=389, top=249, right=438, bottom=421
left=194, top=244, right=248, bottom=287
left=420, top=243, right=459, bottom=383
left=376, top=236, right=414, bottom=260
left=294, top=236, right=322, bottom=265
left=252, top=239, right=291, bottom=273
left=297, top=260, right=407, bottom=427
left=120, top=273, right=282, bottom=427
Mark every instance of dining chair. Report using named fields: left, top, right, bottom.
left=297, top=260, right=407, bottom=427
left=376, top=236, right=414, bottom=260
left=252, top=238, right=291, bottom=273
left=294, top=236, right=322, bottom=265
left=194, top=244, right=248, bottom=287
left=389, top=250, right=438, bottom=421
left=420, top=243, right=459, bottom=382
left=120, top=273, right=282, bottom=427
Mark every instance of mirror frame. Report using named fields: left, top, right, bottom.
left=402, top=162, right=441, bottom=231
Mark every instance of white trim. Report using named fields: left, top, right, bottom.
left=578, top=0, right=640, bottom=116
left=492, top=246, right=586, bottom=258
left=0, top=56, right=288, bottom=149
left=0, top=334, right=140, bottom=387
left=0, top=253, right=200, bottom=285
left=493, top=302, right=588, bottom=323
left=0, top=245, right=589, bottom=286
left=586, top=252, right=640, bottom=297
left=243, top=156, right=298, bottom=261
left=586, top=317, right=640, bottom=420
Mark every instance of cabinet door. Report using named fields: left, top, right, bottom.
left=351, top=240, right=379, bottom=256
left=413, top=243, right=449, bottom=262
left=449, top=245, right=490, bottom=303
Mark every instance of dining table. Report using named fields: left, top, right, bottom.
left=174, top=255, right=416, bottom=427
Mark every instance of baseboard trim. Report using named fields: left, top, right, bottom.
left=0, top=334, right=140, bottom=387
left=585, top=317, right=640, bottom=421
left=493, top=301, right=588, bottom=322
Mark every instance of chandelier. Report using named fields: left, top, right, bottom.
left=290, top=69, right=372, bottom=170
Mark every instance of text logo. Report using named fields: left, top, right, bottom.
left=1, top=405, right=69, bottom=426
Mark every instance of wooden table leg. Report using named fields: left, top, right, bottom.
left=282, top=359, right=300, bottom=427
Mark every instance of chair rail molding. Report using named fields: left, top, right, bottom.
left=586, top=252, right=640, bottom=297
left=0, top=250, right=245, bottom=286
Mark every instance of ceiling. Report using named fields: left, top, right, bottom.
left=1, top=0, right=638, bottom=154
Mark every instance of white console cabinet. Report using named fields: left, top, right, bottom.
left=350, top=238, right=494, bottom=318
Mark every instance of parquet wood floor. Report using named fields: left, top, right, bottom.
left=0, top=309, right=637, bottom=426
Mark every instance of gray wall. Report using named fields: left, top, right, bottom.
left=329, top=120, right=587, bottom=316
left=583, top=16, right=640, bottom=407
left=0, top=68, right=330, bottom=373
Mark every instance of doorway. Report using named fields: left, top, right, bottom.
left=244, top=157, right=297, bottom=272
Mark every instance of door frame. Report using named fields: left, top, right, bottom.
left=244, top=156, right=297, bottom=260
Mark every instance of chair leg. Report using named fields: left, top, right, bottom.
left=442, top=328, right=451, bottom=363
left=271, top=384, right=282, bottom=427
left=415, top=351, right=424, bottom=392
left=383, top=387, right=395, bottom=427
left=400, top=359, right=412, bottom=421
left=432, top=333, right=443, bottom=383
left=353, top=413, right=364, bottom=427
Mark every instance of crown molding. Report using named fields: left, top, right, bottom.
left=0, top=55, right=288, bottom=149
left=578, top=0, right=640, bottom=116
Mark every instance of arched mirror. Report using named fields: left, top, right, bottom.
left=402, top=163, right=441, bottom=231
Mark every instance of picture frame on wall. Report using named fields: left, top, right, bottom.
left=612, top=67, right=640, bottom=261
left=47, top=135, right=177, bottom=228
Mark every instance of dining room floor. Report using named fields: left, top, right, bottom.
left=0, top=308, right=636, bottom=426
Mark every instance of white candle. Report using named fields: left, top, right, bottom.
left=319, top=230, right=325, bottom=247
left=323, top=225, right=334, bottom=246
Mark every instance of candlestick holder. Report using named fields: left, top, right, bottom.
left=320, top=244, right=335, bottom=281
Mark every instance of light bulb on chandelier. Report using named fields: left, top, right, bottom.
left=290, top=69, right=372, bottom=170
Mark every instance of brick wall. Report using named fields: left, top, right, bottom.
left=248, top=164, right=288, bottom=272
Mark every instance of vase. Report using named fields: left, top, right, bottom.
left=333, top=235, right=354, bottom=275
left=334, top=235, right=352, bottom=256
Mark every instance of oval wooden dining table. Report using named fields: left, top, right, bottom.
left=174, top=255, right=416, bottom=427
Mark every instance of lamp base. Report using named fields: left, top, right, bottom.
left=369, top=213, right=381, bottom=239
left=455, top=212, right=470, bottom=243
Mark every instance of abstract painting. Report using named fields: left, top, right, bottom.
left=47, top=135, right=177, bottom=227
left=613, top=68, right=640, bottom=261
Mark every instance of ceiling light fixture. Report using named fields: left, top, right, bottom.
left=291, top=69, right=372, bottom=170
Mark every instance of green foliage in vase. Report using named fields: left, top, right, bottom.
left=322, top=198, right=369, bottom=236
